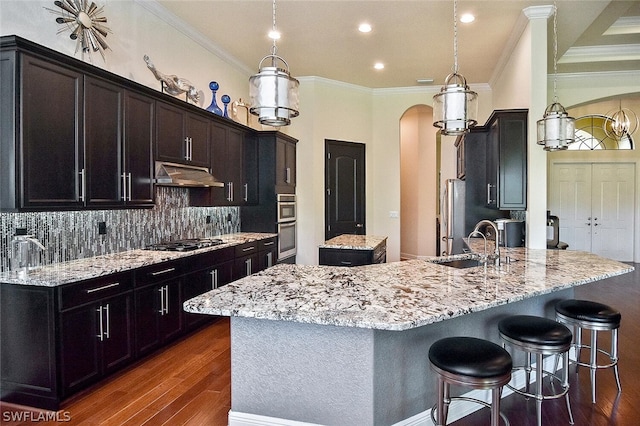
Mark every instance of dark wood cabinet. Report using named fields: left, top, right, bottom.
left=276, top=135, right=297, bottom=193
left=485, top=110, right=528, bottom=210
left=210, top=124, right=256, bottom=205
left=0, top=39, right=155, bottom=211
left=60, top=291, right=133, bottom=395
left=156, top=101, right=210, bottom=168
left=319, top=240, right=386, bottom=267
left=1, top=53, right=84, bottom=210
left=134, top=262, right=184, bottom=357
left=257, top=237, right=278, bottom=270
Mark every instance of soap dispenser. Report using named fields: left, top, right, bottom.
left=11, top=228, right=46, bottom=277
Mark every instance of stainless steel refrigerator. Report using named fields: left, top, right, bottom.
left=442, top=179, right=466, bottom=255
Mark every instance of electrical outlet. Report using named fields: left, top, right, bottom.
left=206, top=215, right=211, bottom=224
left=227, top=213, right=232, bottom=222
left=98, top=221, right=107, bottom=235
left=389, top=211, right=399, bottom=218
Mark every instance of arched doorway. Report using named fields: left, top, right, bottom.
left=399, top=105, right=440, bottom=259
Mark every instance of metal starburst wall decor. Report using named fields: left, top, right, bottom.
left=46, top=0, right=112, bottom=61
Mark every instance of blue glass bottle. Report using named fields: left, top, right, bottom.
left=206, top=81, right=223, bottom=116
left=221, top=95, right=231, bottom=118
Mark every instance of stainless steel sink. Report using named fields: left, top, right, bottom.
left=436, top=259, right=484, bottom=269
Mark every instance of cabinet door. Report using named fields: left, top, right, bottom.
left=84, top=76, right=123, bottom=206
left=233, top=253, right=260, bottom=279
left=20, top=54, right=83, bottom=209
left=257, top=248, right=277, bottom=271
left=101, top=293, right=134, bottom=374
left=156, top=101, right=186, bottom=163
left=485, top=121, right=499, bottom=208
left=60, top=303, right=100, bottom=395
left=243, top=132, right=258, bottom=204
left=182, top=260, right=233, bottom=328
left=210, top=123, right=231, bottom=205
left=497, top=115, right=527, bottom=210
left=185, top=113, right=210, bottom=167
left=124, top=91, right=155, bottom=206
left=275, top=137, right=296, bottom=193
left=161, top=280, right=183, bottom=342
left=134, top=284, right=161, bottom=356
left=227, top=128, right=244, bottom=204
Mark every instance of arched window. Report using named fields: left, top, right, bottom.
left=570, top=115, right=634, bottom=150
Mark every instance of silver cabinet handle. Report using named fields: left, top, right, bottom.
left=263, top=241, right=275, bottom=246
left=486, top=183, right=494, bottom=204
left=245, top=258, right=252, bottom=276
left=227, top=182, right=234, bottom=202
left=86, top=282, right=120, bottom=293
left=79, top=168, right=86, bottom=202
left=121, top=173, right=127, bottom=201
left=149, top=267, right=175, bottom=276
left=163, top=285, right=169, bottom=315
left=127, top=172, right=132, bottom=201
left=340, top=261, right=353, bottom=266
left=158, top=286, right=165, bottom=315
left=210, top=269, right=218, bottom=289
left=244, top=183, right=248, bottom=202
left=286, top=167, right=291, bottom=184
left=266, top=252, right=273, bottom=268
left=104, top=303, right=110, bottom=339
left=242, top=246, right=255, bottom=252
left=96, top=305, right=104, bottom=341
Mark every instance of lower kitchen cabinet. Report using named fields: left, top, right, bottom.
left=134, top=263, right=184, bottom=357
left=60, top=292, right=133, bottom=395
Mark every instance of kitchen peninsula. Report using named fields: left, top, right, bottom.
left=319, top=234, right=387, bottom=266
left=184, top=248, right=633, bottom=425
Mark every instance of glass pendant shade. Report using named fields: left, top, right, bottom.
left=433, top=73, right=478, bottom=136
left=537, top=102, right=575, bottom=151
left=249, top=55, right=299, bottom=127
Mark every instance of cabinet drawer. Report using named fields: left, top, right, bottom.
left=60, top=272, right=133, bottom=310
left=318, top=248, right=372, bottom=267
left=258, top=237, right=277, bottom=251
left=134, top=261, right=183, bottom=287
left=187, top=247, right=234, bottom=271
left=235, top=241, right=258, bottom=257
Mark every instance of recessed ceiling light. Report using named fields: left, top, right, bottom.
left=359, top=23, right=372, bottom=33
left=460, top=13, right=475, bottom=24
left=269, top=30, right=281, bottom=40
left=374, top=62, right=384, bottom=70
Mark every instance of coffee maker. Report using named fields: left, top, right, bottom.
left=495, top=219, right=525, bottom=247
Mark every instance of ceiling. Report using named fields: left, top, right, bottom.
left=156, top=0, right=640, bottom=89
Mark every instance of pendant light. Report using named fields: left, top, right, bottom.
left=249, top=0, right=299, bottom=127
left=433, top=0, right=478, bottom=136
left=604, top=100, right=638, bottom=140
left=536, top=3, right=575, bottom=151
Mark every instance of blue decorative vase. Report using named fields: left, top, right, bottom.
left=221, top=95, right=231, bottom=118
left=206, top=81, right=223, bottom=116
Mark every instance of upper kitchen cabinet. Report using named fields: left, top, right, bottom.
left=155, top=101, right=210, bottom=168
left=485, top=110, right=528, bottom=210
left=209, top=123, right=257, bottom=205
left=274, top=133, right=297, bottom=194
left=0, top=36, right=155, bottom=211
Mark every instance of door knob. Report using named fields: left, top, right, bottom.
left=356, top=223, right=363, bottom=228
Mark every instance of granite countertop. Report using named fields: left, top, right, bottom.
left=184, top=247, right=633, bottom=331
left=0, top=232, right=276, bottom=287
left=319, top=234, right=387, bottom=250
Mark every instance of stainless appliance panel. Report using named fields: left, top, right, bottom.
left=442, top=179, right=466, bottom=255
left=277, top=194, right=296, bottom=222
left=277, top=221, right=296, bottom=260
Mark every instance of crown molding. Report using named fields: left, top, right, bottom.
left=559, top=44, right=640, bottom=64
left=134, top=0, right=253, bottom=76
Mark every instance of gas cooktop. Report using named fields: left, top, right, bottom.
left=144, top=238, right=224, bottom=252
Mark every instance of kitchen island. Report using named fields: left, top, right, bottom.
left=319, top=234, right=387, bottom=266
left=184, top=248, right=633, bottom=425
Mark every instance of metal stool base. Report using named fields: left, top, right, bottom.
left=431, top=396, right=510, bottom=426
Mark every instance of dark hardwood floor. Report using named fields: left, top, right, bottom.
left=1, top=263, right=638, bottom=425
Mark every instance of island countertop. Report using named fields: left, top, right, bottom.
left=184, top=248, right=633, bottom=331
left=319, top=234, right=387, bottom=250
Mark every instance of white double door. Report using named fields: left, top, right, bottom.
left=549, top=162, right=635, bottom=262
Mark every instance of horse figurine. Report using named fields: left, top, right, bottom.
left=144, top=55, right=200, bottom=104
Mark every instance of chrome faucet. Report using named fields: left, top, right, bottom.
left=472, top=220, right=501, bottom=266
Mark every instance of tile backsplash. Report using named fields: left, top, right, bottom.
left=0, top=187, right=240, bottom=272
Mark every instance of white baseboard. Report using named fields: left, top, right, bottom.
left=229, top=355, right=566, bottom=426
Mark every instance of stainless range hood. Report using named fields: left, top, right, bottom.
left=154, top=162, right=224, bottom=187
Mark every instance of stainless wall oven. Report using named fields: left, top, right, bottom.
left=276, top=194, right=297, bottom=260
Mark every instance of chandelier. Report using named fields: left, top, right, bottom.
left=536, top=3, right=575, bottom=151
left=249, top=0, right=299, bottom=127
left=604, top=101, right=638, bottom=140
left=432, top=0, right=478, bottom=136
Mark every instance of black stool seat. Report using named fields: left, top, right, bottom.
left=499, top=315, right=572, bottom=347
left=429, top=337, right=512, bottom=379
left=556, top=299, right=621, bottom=325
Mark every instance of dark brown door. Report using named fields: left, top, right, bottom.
left=325, top=140, right=366, bottom=240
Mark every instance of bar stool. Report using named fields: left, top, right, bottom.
left=428, top=336, right=512, bottom=426
left=555, top=299, right=622, bottom=403
left=498, top=315, right=574, bottom=426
